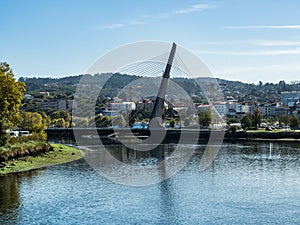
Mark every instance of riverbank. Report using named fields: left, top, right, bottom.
left=225, top=130, right=300, bottom=142
left=46, top=128, right=300, bottom=145
left=0, top=144, right=82, bottom=175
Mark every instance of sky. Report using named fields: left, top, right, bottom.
left=1, top=0, right=300, bottom=84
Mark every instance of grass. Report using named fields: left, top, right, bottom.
left=0, top=144, right=83, bottom=175
left=0, top=141, right=52, bottom=162
left=245, top=129, right=300, bottom=133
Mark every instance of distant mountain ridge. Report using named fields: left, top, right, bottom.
left=19, top=74, right=300, bottom=103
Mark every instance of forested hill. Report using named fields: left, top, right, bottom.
left=19, top=74, right=300, bottom=103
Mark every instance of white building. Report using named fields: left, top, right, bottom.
left=197, top=104, right=210, bottom=112
left=106, top=102, right=136, bottom=112
left=281, top=91, right=300, bottom=106
left=213, top=102, right=227, bottom=117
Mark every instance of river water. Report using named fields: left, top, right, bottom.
left=1, top=142, right=300, bottom=224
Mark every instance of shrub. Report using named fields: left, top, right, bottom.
left=0, top=141, right=52, bottom=162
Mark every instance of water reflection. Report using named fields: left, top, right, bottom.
left=0, top=170, right=40, bottom=224
left=0, top=174, right=20, bottom=223
left=82, top=144, right=195, bottom=186
left=1, top=142, right=300, bottom=224
left=158, top=159, right=178, bottom=224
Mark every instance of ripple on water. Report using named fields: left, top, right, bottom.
left=1, top=142, right=300, bottom=224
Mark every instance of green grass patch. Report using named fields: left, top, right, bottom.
left=0, top=144, right=82, bottom=175
left=245, top=129, right=300, bottom=133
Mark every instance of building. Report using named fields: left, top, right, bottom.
left=58, top=100, right=74, bottom=112
left=197, top=104, right=210, bottom=112
left=258, top=103, right=277, bottom=118
left=41, top=100, right=58, bottom=109
left=213, top=102, right=227, bottom=117
left=41, top=99, right=74, bottom=112
left=198, top=102, right=251, bottom=118
left=281, top=91, right=300, bottom=106
left=170, top=103, right=188, bottom=116
left=106, top=102, right=136, bottom=112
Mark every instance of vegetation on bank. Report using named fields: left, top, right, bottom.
left=0, top=141, right=52, bottom=163
left=0, top=63, right=81, bottom=175
left=0, top=62, right=26, bottom=146
left=0, top=144, right=82, bottom=174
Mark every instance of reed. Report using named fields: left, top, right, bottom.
left=0, top=141, right=52, bottom=162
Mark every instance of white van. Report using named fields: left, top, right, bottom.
left=20, top=131, right=30, bottom=136
left=9, top=131, right=19, bottom=137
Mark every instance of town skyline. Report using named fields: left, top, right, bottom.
left=2, top=0, right=300, bottom=83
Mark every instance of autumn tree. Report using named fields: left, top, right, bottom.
left=50, top=118, right=69, bottom=128
left=0, top=62, right=26, bottom=145
left=111, top=114, right=126, bottom=128
left=50, top=110, right=71, bottom=127
left=19, top=112, right=49, bottom=140
left=72, top=117, right=89, bottom=127
left=91, top=114, right=111, bottom=127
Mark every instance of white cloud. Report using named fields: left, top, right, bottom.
left=196, top=48, right=300, bottom=56
left=173, top=4, right=214, bottom=15
left=102, top=23, right=124, bottom=29
left=101, top=3, right=215, bottom=30
left=224, top=25, right=300, bottom=29
left=251, top=40, right=300, bottom=46
left=129, top=20, right=147, bottom=25
left=198, top=40, right=300, bottom=47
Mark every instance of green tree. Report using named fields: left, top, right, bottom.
left=198, top=109, right=212, bottom=128
left=241, top=115, right=252, bottom=130
left=279, top=115, right=290, bottom=127
left=252, top=108, right=262, bottom=128
left=289, top=115, right=299, bottom=130
left=0, top=62, right=26, bottom=145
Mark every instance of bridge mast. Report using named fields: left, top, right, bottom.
left=150, top=42, right=177, bottom=127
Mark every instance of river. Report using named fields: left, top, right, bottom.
left=1, top=142, right=300, bottom=224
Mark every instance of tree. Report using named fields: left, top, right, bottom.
left=0, top=120, right=9, bottom=146
left=241, top=115, right=252, bottom=130
left=50, top=110, right=71, bottom=127
left=50, top=118, right=69, bottom=128
left=0, top=62, right=26, bottom=145
left=73, top=117, right=89, bottom=127
left=19, top=112, right=48, bottom=140
left=279, top=115, right=290, bottom=127
left=251, top=108, right=262, bottom=128
left=92, top=114, right=111, bottom=127
left=111, top=115, right=126, bottom=128
left=169, top=118, right=176, bottom=128
left=198, top=109, right=212, bottom=128
left=289, top=115, right=299, bottom=130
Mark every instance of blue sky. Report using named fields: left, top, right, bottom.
left=2, top=0, right=300, bottom=83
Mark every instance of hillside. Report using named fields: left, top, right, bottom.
left=19, top=74, right=300, bottom=103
